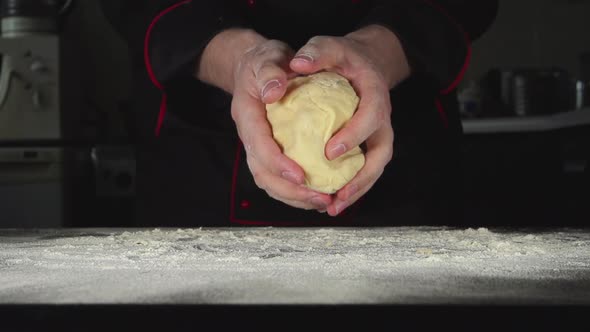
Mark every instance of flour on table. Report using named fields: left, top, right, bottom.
left=0, top=227, right=589, bottom=304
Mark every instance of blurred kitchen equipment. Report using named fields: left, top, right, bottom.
left=458, top=80, right=483, bottom=118
left=576, top=80, right=585, bottom=110
left=0, top=0, right=72, bottom=228
left=477, top=69, right=512, bottom=118
left=0, top=0, right=60, bottom=140
left=580, top=52, right=590, bottom=109
left=92, top=145, right=135, bottom=198
left=479, top=68, right=574, bottom=118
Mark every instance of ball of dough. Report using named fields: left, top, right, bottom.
left=266, top=72, right=365, bottom=194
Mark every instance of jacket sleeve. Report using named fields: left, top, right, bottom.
left=358, top=0, right=499, bottom=93
left=104, top=0, right=249, bottom=89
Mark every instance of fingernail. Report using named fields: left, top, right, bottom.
left=281, top=171, right=301, bottom=184
left=262, top=80, right=281, bottom=99
left=310, top=197, right=327, bottom=210
left=318, top=209, right=327, bottom=214
left=293, top=54, right=314, bottom=63
left=328, top=144, right=347, bottom=160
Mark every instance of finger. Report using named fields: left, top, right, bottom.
left=249, top=157, right=333, bottom=210
left=337, top=124, right=394, bottom=203
left=290, top=36, right=345, bottom=75
left=254, top=61, right=289, bottom=104
left=269, top=192, right=331, bottom=211
left=273, top=197, right=320, bottom=211
left=327, top=125, right=394, bottom=216
left=327, top=179, right=379, bottom=217
left=243, top=41, right=294, bottom=104
left=325, top=77, right=390, bottom=160
left=232, top=93, right=305, bottom=184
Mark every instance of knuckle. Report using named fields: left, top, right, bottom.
left=318, top=36, right=334, bottom=46
left=389, top=128, right=395, bottom=145
left=266, top=191, right=279, bottom=201
left=331, top=37, right=348, bottom=52
left=243, top=140, right=254, bottom=155
left=246, top=155, right=259, bottom=173
left=386, top=147, right=394, bottom=163
left=308, top=35, right=327, bottom=45
left=242, top=46, right=260, bottom=63
left=252, top=43, right=270, bottom=57
left=230, top=106, right=239, bottom=122
left=309, top=35, right=339, bottom=49
left=254, top=179, right=264, bottom=190
left=266, top=39, right=288, bottom=50
left=383, top=96, right=393, bottom=114
left=266, top=153, right=282, bottom=175
left=253, top=175, right=267, bottom=191
left=267, top=48, right=287, bottom=61
left=234, top=57, right=248, bottom=77
left=319, top=36, right=337, bottom=46
left=251, top=171, right=261, bottom=184
left=245, top=143, right=254, bottom=155
left=296, top=199, right=314, bottom=210
left=253, top=40, right=289, bottom=60
left=297, top=44, right=318, bottom=57
left=377, top=165, right=386, bottom=179
left=230, top=99, right=247, bottom=122
left=270, top=194, right=298, bottom=209
left=374, top=108, right=387, bottom=125
left=364, top=179, right=379, bottom=195
left=259, top=63, right=283, bottom=78
left=247, top=158, right=257, bottom=173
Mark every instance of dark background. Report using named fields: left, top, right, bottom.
left=0, top=0, right=589, bottom=228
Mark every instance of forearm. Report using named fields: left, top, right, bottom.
left=197, top=29, right=267, bottom=94
left=345, top=24, right=411, bottom=90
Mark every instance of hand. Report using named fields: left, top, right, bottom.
left=290, top=25, right=411, bottom=217
left=230, top=38, right=333, bottom=211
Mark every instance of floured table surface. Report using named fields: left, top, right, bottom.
left=0, top=227, right=589, bottom=304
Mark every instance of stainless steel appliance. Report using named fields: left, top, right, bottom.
left=580, top=52, right=590, bottom=109
left=479, top=67, right=575, bottom=118
left=0, top=0, right=65, bottom=227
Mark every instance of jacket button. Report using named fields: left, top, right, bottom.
left=240, top=200, right=251, bottom=209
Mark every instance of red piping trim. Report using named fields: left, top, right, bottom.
left=144, top=0, right=192, bottom=136
left=421, top=0, right=472, bottom=95
left=155, top=94, right=168, bottom=136
left=435, top=98, right=448, bottom=129
left=229, top=142, right=283, bottom=226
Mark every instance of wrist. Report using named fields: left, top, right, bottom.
left=346, top=25, right=410, bottom=89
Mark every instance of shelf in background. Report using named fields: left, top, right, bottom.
left=462, top=108, right=590, bottom=134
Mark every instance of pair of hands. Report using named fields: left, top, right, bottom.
left=228, top=25, right=410, bottom=216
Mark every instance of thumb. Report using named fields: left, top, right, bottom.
left=255, top=62, right=289, bottom=104
left=290, top=37, right=344, bottom=75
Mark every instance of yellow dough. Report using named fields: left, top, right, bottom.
left=266, top=72, right=365, bottom=194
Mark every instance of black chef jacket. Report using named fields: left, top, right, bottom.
left=101, top=0, right=498, bottom=227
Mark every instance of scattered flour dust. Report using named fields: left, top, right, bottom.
left=0, top=227, right=589, bottom=304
